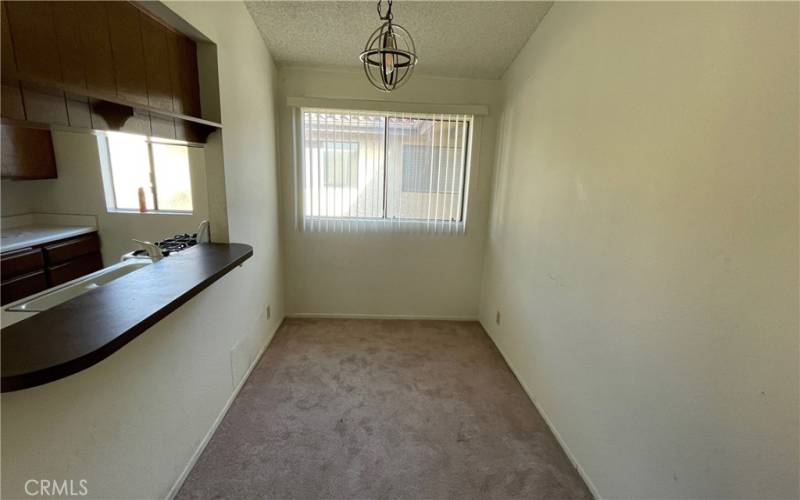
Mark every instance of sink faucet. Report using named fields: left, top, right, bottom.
left=132, top=239, right=164, bottom=260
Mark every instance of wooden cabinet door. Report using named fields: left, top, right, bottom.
left=1, top=83, right=24, bottom=120
left=169, top=33, right=201, bottom=117
left=47, top=253, right=103, bottom=287
left=20, top=82, right=68, bottom=125
left=51, top=1, right=86, bottom=90
left=140, top=12, right=174, bottom=112
left=5, top=2, right=61, bottom=84
left=1, top=125, right=57, bottom=180
left=107, top=2, right=148, bottom=107
left=43, top=233, right=100, bottom=266
left=1, top=269, right=47, bottom=305
left=76, top=2, right=116, bottom=96
left=1, top=248, right=45, bottom=281
left=1, top=3, right=17, bottom=78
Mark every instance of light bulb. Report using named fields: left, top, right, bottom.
left=382, top=31, right=396, bottom=75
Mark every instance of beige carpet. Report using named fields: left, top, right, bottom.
left=176, top=319, right=592, bottom=499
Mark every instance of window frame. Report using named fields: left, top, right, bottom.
left=100, top=133, right=196, bottom=216
left=299, top=109, right=473, bottom=224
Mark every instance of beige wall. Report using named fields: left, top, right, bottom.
left=480, top=2, right=799, bottom=498
left=279, top=67, right=500, bottom=319
left=0, top=2, right=284, bottom=498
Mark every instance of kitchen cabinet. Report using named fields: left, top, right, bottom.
left=1, top=125, right=57, bottom=180
left=51, top=1, right=87, bottom=90
left=0, top=247, right=48, bottom=305
left=4, top=2, right=61, bottom=84
left=47, top=253, right=104, bottom=286
left=1, top=232, right=102, bottom=305
left=1, top=3, right=17, bottom=77
left=1, top=83, right=25, bottom=120
left=76, top=2, right=117, bottom=97
left=141, top=12, right=175, bottom=112
left=43, top=233, right=101, bottom=266
left=170, top=33, right=202, bottom=117
left=1, top=270, right=48, bottom=306
left=107, top=2, right=148, bottom=107
left=20, top=82, right=69, bottom=126
left=0, top=1, right=216, bottom=142
left=0, top=248, right=45, bottom=280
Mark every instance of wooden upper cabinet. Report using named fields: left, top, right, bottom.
left=1, top=125, right=57, bottom=180
left=107, top=2, right=148, bottom=107
left=1, top=3, right=18, bottom=78
left=76, top=2, right=116, bottom=96
left=0, top=1, right=208, bottom=139
left=169, top=33, right=201, bottom=118
left=140, top=12, right=173, bottom=112
left=1, top=4, right=24, bottom=120
left=51, top=2, right=86, bottom=90
left=5, top=2, right=61, bottom=84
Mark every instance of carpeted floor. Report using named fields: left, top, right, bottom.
left=176, top=319, right=592, bottom=499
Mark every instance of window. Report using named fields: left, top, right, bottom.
left=300, top=109, right=472, bottom=231
left=102, top=132, right=193, bottom=213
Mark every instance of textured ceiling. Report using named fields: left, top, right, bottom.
left=245, top=1, right=553, bottom=79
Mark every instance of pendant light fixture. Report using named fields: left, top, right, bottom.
left=360, top=0, right=418, bottom=92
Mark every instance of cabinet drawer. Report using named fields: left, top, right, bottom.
left=44, top=233, right=100, bottom=266
left=1, top=247, right=44, bottom=280
left=47, top=252, right=103, bottom=287
left=1, top=269, right=47, bottom=305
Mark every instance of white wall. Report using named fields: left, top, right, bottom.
left=279, top=67, right=500, bottom=319
left=2, top=129, right=210, bottom=265
left=0, top=1, right=284, bottom=498
left=480, top=2, right=799, bottom=499
left=1, top=178, right=39, bottom=216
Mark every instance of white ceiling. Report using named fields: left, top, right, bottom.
left=244, top=1, right=553, bottom=79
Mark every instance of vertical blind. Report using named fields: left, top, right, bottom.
left=294, top=108, right=473, bottom=234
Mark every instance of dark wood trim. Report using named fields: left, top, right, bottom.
left=6, top=73, right=221, bottom=129
left=0, top=118, right=208, bottom=149
left=1, top=243, right=253, bottom=393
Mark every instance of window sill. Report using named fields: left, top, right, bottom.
left=106, top=209, right=194, bottom=216
left=300, top=216, right=466, bottom=234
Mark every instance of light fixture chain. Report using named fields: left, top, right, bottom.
left=377, top=0, right=393, bottom=21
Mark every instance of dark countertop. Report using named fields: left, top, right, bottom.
left=1, top=243, right=253, bottom=393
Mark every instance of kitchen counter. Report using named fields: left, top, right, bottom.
left=1, top=213, right=98, bottom=253
left=1, top=225, right=97, bottom=253
left=1, top=243, right=253, bottom=392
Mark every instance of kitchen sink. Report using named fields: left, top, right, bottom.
left=5, top=258, right=152, bottom=313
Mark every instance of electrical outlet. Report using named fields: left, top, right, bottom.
left=266, top=305, right=271, bottom=320
left=496, top=310, right=501, bottom=325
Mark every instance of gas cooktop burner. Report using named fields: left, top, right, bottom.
left=132, top=233, right=198, bottom=257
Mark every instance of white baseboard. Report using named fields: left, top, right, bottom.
left=165, top=317, right=284, bottom=500
left=478, top=320, right=602, bottom=500
left=287, top=312, right=478, bottom=321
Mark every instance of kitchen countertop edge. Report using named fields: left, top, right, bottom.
left=1, top=243, right=253, bottom=393
left=1, top=226, right=98, bottom=253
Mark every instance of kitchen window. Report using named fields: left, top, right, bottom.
left=101, top=132, right=193, bottom=213
left=299, top=109, right=473, bottom=232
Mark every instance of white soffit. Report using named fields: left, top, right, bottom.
left=245, top=1, right=553, bottom=79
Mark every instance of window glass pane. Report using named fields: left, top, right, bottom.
left=303, top=112, right=385, bottom=218
left=107, top=133, right=153, bottom=210
left=323, top=142, right=359, bottom=188
left=386, top=117, right=467, bottom=221
left=152, top=143, right=193, bottom=211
